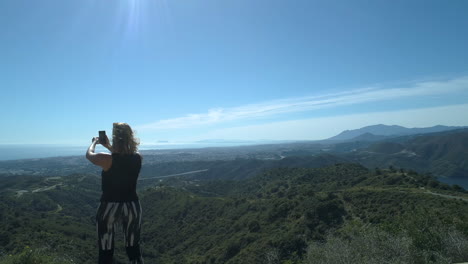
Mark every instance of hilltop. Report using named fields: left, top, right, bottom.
left=345, top=128, right=468, bottom=181
left=327, top=124, right=466, bottom=141
left=1, top=162, right=467, bottom=263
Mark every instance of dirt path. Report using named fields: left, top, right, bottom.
left=139, top=169, right=209, bottom=180
left=32, top=183, right=63, bottom=193
left=55, top=204, right=63, bottom=213
left=425, top=191, right=468, bottom=202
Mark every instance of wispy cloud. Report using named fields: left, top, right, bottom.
left=136, top=76, right=468, bottom=131
left=197, top=103, right=468, bottom=141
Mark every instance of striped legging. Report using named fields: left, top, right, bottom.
left=96, top=201, right=144, bottom=264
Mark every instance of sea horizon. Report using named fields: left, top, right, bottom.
left=0, top=141, right=273, bottom=161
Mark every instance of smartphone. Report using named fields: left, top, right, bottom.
left=99, top=131, right=106, bottom=144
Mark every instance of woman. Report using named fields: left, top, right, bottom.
left=86, top=122, right=144, bottom=264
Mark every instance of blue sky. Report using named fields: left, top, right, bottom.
left=1, top=0, right=468, bottom=145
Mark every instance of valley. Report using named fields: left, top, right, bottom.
left=1, top=125, right=468, bottom=263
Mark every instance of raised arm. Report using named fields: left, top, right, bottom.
left=86, top=137, right=112, bottom=171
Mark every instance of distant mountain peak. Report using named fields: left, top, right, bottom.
left=350, top=132, right=388, bottom=142
left=328, top=124, right=465, bottom=141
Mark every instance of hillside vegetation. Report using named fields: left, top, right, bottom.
left=1, top=162, right=467, bottom=263
left=345, top=129, right=468, bottom=180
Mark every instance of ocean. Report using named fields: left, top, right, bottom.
left=0, top=142, right=257, bottom=161
left=0, top=145, right=88, bottom=161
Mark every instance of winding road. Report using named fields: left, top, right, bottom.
left=138, top=169, right=209, bottom=181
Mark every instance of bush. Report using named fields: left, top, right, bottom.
left=304, top=224, right=468, bottom=264
left=306, top=225, right=412, bottom=264
left=0, top=246, right=73, bottom=264
left=441, top=228, right=468, bottom=262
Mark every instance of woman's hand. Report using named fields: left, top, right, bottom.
left=87, top=136, right=112, bottom=170
left=101, top=135, right=113, bottom=152
left=91, top=136, right=112, bottom=152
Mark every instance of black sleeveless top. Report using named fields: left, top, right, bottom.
left=101, top=153, right=142, bottom=202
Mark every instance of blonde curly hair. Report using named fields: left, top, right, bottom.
left=112, top=122, right=139, bottom=154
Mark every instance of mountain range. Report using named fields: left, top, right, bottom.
left=347, top=128, right=468, bottom=180
left=327, top=124, right=466, bottom=141
left=1, top=123, right=468, bottom=263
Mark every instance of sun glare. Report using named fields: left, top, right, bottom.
left=117, top=0, right=144, bottom=36
left=110, top=0, right=172, bottom=43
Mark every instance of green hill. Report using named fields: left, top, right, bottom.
left=0, top=164, right=467, bottom=263
left=347, top=129, right=468, bottom=180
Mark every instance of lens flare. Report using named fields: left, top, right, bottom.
left=117, top=0, right=144, bottom=38
left=113, top=0, right=173, bottom=42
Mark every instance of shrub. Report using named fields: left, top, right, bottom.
left=304, top=224, right=468, bottom=264
left=0, top=246, right=73, bottom=264
left=306, top=226, right=412, bottom=264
